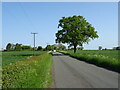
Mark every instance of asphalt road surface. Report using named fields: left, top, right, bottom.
left=52, top=52, right=118, bottom=88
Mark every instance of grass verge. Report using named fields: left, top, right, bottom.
left=2, top=53, right=52, bottom=88
left=58, top=51, right=120, bottom=73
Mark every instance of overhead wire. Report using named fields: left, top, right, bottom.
left=17, top=1, right=39, bottom=47
left=18, top=2, right=37, bottom=31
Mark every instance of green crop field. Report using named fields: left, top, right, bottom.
left=2, top=51, right=46, bottom=66
left=67, top=50, right=118, bottom=60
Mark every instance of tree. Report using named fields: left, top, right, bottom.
left=45, top=45, right=52, bottom=51
left=37, top=46, right=43, bottom=51
left=58, top=44, right=66, bottom=50
left=52, top=44, right=57, bottom=50
left=22, top=45, right=32, bottom=50
left=77, top=46, right=84, bottom=50
left=56, top=15, right=99, bottom=53
left=98, top=46, right=102, bottom=50
left=11, top=44, right=15, bottom=50
left=6, top=43, right=12, bottom=51
left=116, top=46, right=120, bottom=50
left=15, top=43, right=22, bottom=51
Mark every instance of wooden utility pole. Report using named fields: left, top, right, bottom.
left=31, top=32, right=38, bottom=55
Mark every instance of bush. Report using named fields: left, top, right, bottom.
left=37, top=46, right=43, bottom=51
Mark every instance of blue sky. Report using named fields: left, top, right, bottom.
left=2, top=2, right=118, bottom=49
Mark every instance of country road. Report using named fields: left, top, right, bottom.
left=52, top=52, right=118, bottom=88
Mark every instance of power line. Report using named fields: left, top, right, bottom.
left=18, top=2, right=37, bottom=31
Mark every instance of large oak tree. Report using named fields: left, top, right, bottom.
left=55, top=15, right=99, bottom=53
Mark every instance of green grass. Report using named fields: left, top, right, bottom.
left=67, top=50, right=118, bottom=60
left=2, top=53, right=52, bottom=88
left=59, top=50, right=120, bottom=72
left=0, top=66, right=1, bottom=89
left=2, top=51, right=46, bottom=66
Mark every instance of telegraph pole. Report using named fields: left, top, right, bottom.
left=31, top=32, right=38, bottom=56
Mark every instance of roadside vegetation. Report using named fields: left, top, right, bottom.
left=2, top=53, right=52, bottom=88
left=58, top=50, right=120, bottom=73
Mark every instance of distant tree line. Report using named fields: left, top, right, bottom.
left=6, top=43, right=32, bottom=51
left=113, top=46, right=120, bottom=50
left=5, top=43, right=66, bottom=51
left=5, top=43, right=120, bottom=51
left=68, top=46, right=84, bottom=50
left=44, top=44, right=66, bottom=51
left=98, top=46, right=120, bottom=50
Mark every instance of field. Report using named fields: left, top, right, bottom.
left=2, top=51, right=52, bottom=88
left=2, top=51, right=46, bottom=66
left=67, top=50, right=118, bottom=60
left=59, top=50, right=119, bottom=72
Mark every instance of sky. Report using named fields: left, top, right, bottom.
left=1, top=0, right=119, bottom=2
left=2, top=2, right=118, bottom=50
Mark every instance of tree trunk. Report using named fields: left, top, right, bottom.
left=74, top=45, right=77, bottom=53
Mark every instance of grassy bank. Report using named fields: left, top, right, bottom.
left=2, top=53, right=52, bottom=88
left=0, top=66, right=1, bottom=89
left=59, top=50, right=120, bottom=73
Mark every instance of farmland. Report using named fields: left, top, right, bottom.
left=2, top=51, right=52, bottom=88
left=2, top=51, right=46, bottom=66
left=59, top=50, right=119, bottom=72
left=67, top=50, right=118, bottom=60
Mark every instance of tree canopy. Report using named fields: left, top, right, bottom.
left=56, top=15, right=99, bottom=53
left=22, top=45, right=32, bottom=50
left=37, top=46, right=43, bottom=51
left=6, top=43, right=32, bottom=51
left=6, top=43, right=12, bottom=51
left=45, top=45, right=53, bottom=51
